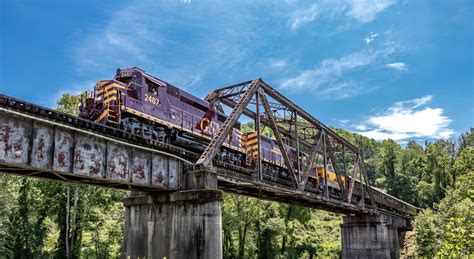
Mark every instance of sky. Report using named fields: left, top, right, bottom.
left=1, top=0, right=473, bottom=144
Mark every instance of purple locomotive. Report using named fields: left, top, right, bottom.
left=79, top=67, right=243, bottom=164
left=80, top=67, right=310, bottom=184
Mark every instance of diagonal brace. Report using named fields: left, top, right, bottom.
left=326, top=140, right=347, bottom=199
left=359, top=154, right=376, bottom=210
left=196, top=79, right=261, bottom=168
left=259, top=91, right=297, bottom=187
left=347, top=154, right=360, bottom=204
left=299, top=130, right=323, bottom=190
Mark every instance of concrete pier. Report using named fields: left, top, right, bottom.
left=341, top=214, right=404, bottom=259
left=122, top=170, right=223, bottom=259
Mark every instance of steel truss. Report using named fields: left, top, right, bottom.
left=197, top=79, right=375, bottom=208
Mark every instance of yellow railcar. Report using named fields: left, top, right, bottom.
left=315, top=165, right=345, bottom=189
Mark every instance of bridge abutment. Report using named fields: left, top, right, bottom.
left=123, top=170, right=223, bottom=259
left=341, top=214, right=404, bottom=259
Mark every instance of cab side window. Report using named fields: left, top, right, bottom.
left=167, top=84, right=180, bottom=98
left=146, top=79, right=159, bottom=96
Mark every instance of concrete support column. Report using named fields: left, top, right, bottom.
left=341, top=214, right=402, bottom=259
left=123, top=170, right=223, bottom=259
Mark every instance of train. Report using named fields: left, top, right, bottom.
left=79, top=67, right=418, bottom=216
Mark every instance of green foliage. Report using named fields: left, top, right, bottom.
left=415, top=172, right=473, bottom=257
left=454, top=147, right=473, bottom=178
left=0, top=176, right=126, bottom=258
left=6, top=178, right=49, bottom=257
left=240, top=121, right=274, bottom=137
left=414, top=208, right=442, bottom=257
left=0, top=175, right=19, bottom=257
left=222, top=193, right=341, bottom=258
left=56, top=93, right=82, bottom=115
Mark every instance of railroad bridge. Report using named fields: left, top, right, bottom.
left=0, top=79, right=417, bottom=259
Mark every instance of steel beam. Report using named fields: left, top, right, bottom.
left=259, top=91, right=297, bottom=187
left=299, top=130, right=323, bottom=190
left=294, top=111, right=301, bottom=182
left=322, top=131, right=329, bottom=198
left=196, top=80, right=260, bottom=168
left=255, top=90, right=263, bottom=181
left=347, top=155, right=360, bottom=204
left=326, top=140, right=347, bottom=199
left=360, top=154, right=376, bottom=210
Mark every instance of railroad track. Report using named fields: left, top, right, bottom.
left=0, top=94, right=255, bottom=175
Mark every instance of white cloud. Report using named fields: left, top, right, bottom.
left=288, top=0, right=397, bottom=31
left=348, top=0, right=397, bottom=23
left=268, top=59, right=289, bottom=70
left=396, top=95, right=432, bottom=108
left=364, top=32, right=378, bottom=44
left=280, top=42, right=398, bottom=98
left=287, top=1, right=347, bottom=31
left=319, top=81, right=374, bottom=100
left=356, top=95, right=454, bottom=141
left=354, top=124, right=368, bottom=131
left=287, top=2, right=322, bottom=31
left=385, top=62, right=408, bottom=71
left=339, top=119, right=350, bottom=126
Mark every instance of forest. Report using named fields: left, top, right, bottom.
left=0, top=93, right=472, bottom=258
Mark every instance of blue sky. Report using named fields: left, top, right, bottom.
left=1, top=0, right=472, bottom=143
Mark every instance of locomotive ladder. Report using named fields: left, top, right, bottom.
left=196, top=79, right=260, bottom=168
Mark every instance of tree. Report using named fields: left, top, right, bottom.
left=414, top=208, right=442, bottom=257
left=2, top=178, right=51, bottom=258
left=0, top=175, right=19, bottom=257
left=425, top=140, right=455, bottom=203
left=376, top=139, right=401, bottom=195
left=222, top=193, right=262, bottom=258
left=415, top=172, right=473, bottom=257
left=454, top=147, right=473, bottom=178
left=56, top=93, right=82, bottom=115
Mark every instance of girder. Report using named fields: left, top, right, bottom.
left=0, top=93, right=418, bottom=218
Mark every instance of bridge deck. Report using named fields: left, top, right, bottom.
left=0, top=95, right=416, bottom=219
